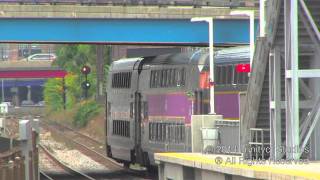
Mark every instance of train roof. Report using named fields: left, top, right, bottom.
left=110, top=57, right=143, bottom=71
left=111, top=46, right=250, bottom=70
left=190, top=46, right=250, bottom=64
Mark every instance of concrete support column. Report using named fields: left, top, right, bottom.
left=27, top=86, right=31, bottom=102
left=10, top=87, right=19, bottom=106
left=96, top=45, right=105, bottom=104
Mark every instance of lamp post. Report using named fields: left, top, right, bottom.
left=230, top=10, right=255, bottom=67
left=260, top=0, right=267, bottom=37
left=191, top=17, right=215, bottom=114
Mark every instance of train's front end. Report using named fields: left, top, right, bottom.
left=106, top=58, right=141, bottom=166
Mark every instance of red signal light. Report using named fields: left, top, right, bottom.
left=236, top=64, right=251, bottom=73
left=81, top=65, right=91, bottom=75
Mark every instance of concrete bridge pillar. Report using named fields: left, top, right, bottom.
left=27, top=86, right=31, bottom=102
left=10, top=87, right=19, bottom=106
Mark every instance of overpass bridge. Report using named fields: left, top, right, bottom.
left=0, top=60, right=66, bottom=106
left=0, top=4, right=258, bottom=45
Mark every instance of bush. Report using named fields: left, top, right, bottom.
left=44, top=78, right=64, bottom=112
left=73, top=100, right=101, bottom=127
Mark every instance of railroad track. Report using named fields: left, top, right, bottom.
left=39, top=143, right=96, bottom=180
left=40, top=120, right=122, bottom=171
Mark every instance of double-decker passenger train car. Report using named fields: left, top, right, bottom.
left=106, top=46, right=250, bottom=168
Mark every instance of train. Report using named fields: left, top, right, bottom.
left=105, top=46, right=250, bottom=168
left=0, top=0, right=253, bottom=7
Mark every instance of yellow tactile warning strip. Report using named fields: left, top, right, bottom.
left=155, top=153, right=320, bottom=180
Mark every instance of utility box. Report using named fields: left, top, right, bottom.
left=0, top=118, right=3, bottom=128
left=216, top=120, right=240, bottom=154
left=19, top=120, right=31, bottom=141
left=0, top=103, right=8, bottom=114
left=191, top=114, right=223, bottom=153
left=201, top=127, right=219, bottom=153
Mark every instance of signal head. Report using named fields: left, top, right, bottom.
left=81, top=65, right=91, bottom=75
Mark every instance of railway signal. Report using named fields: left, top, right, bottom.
left=81, top=65, right=91, bottom=75
left=81, top=81, right=91, bottom=90
left=81, top=65, right=91, bottom=98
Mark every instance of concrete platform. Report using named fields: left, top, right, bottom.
left=155, top=153, right=320, bottom=180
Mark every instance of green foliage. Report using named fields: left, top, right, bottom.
left=73, top=100, right=101, bottom=127
left=53, top=45, right=97, bottom=73
left=44, top=44, right=111, bottom=121
left=44, top=78, right=64, bottom=112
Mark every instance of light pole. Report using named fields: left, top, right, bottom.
left=230, top=10, right=255, bottom=67
left=260, top=0, right=267, bottom=37
left=191, top=17, right=215, bottom=114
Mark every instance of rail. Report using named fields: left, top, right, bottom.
left=39, top=143, right=96, bottom=180
left=41, top=121, right=122, bottom=170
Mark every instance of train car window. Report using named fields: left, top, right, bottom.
left=156, top=70, right=161, bottom=88
left=172, top=69, right=176, bottom=87
left=162, top=70, right=166, bottom=87
left=176, top=69, right=181, bottom=87
left=231, top=65, right=235, bottom=85
left=125, top=73, right=128, bottom=88
left=219, top=66, right=224, bottom=85
left=221, top=66, right=226, bottom=85
left=158, top=123, right=161, bottom=141
left=166, top=69, right=170, bottom=87
left=152, top=71, right=156, bottom=88
left=128, top=72, right=132, bottom=88
left=215, top=66, right=220, bottom=84
left=226, top=65, right=232, bottom=85
left=150, top=71, right=155, bottom=88
left=149, top=68, right=186, bottom=89
left=234, top=65, right=239, bottom=85
left=166, top=123, right=170, bottom=142
left=161, top=123, right=166, bottom=141
left=180, top=68, right=185, bottom=86
left=112, top=120, right=130, bottom=138
left=112, top=72, right=132, bottom=89
left=154, top=123, right=158, bottom=141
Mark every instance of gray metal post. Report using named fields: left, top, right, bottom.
left=269, top=48, right=282, bottom=160
left=285, top=0, right=300, bottom=160
left=19, top=120, right=31, bottom=180
left=289, top=0, right=300, bottom=160
left=32, top=119, right=40, bottom=180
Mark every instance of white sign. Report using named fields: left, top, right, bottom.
left=0, top=103, right=8, bottom=113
